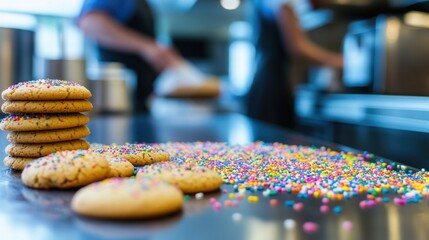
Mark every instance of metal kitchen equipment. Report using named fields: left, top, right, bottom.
left=343, top=12, right=429, bottom=95
left=34, top=58, right=88, bottom=86
left=88, top=62, right=135, bottom=115
left=0, top=27, right=34, bottom=89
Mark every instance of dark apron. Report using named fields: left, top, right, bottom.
left=246, top=1, right=295, bottom=128
left=97, top=0, right=157, bottom=113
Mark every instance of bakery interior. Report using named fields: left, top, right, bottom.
left=1, top=0, right=429, bottom=240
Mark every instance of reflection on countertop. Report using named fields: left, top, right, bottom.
left=295, top=87, right=429, bottom=169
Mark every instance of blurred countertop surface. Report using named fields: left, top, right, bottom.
left=1, top=113, right=429, bottom=240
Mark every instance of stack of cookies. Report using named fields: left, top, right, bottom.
left=0, top=79, right=93, bottom=170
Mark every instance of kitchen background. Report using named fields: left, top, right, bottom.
left=1, top=0, right=429, bottom=168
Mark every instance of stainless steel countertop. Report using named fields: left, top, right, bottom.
left=1, top=113, right=428, bottom=240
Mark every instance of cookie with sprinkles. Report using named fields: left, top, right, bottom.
left=71, top=177, right=183, bottom=219
left=21, top=150, right=110, bottom=189
left=7, top=126, right=90, bottom=144
left=1, top=100, right=93, bottom=114
left=6, top=140, right=90, bottom=158
left=94, top=143, right=170, bottom=166
left=3, top=156, right=35, bottom=170
left=136, top=162, right=224, bottom=193
left=105, top=156, right=134, bottom=178
left=0, top=113, right=89, bottom=132
left=1, top=79, right=91, bottom=101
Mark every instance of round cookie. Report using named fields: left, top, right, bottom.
left=2, top=100, right=93, bottom=114
left=21, top=150, right=110, bottom=189
left=71, top=177, right=184, bottom=219
left=2, top=79, right=91, bottom=101
left=136, top=162, right=224, bottom=193
left=3, top=156, right=35, bottom=170
left=0, top=113, right=90, bottom=132
left=105, top=156, right=134, bottom=178
left=94, top=143, right=170, bottom=166
left=163, top=78, right=220, bottom=99
left=7, top=126, right=90, bottom=144
left=6, top=140, right=90, bottom=158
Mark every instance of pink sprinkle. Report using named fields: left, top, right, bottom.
left=293, top=202, right=304, bottom=211
left=322, top=198, right=329, bottom=204
left=222, top=189, right=228, bottom=194
left=342, top=221, right=353, bottom=231
left=232, top=200, right=239, bottom=208
left=394, top=197, right=406, bottom=206
left=366, top=200, right=376, bottom=208
left=224, top=200, right=232, bottom=208
left=213, top=202, right=222, bottom=211
left=376, top=197, right=383, bottom=203
left=303, top=222, right=319, bottom=234
left=359, top=200, right=367, bottom=209
left=210, top=197, right=217, bottom=204
left=320, top=205, right=329, bottom=214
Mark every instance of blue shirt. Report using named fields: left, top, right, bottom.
left=256, top=0, right=296, bottom=21
left=79, top=0, right=137, bottom=23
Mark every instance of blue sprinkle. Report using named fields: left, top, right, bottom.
left=333, top=206, right=343, bottom=214
left=285, top=200, right=295, bottom=207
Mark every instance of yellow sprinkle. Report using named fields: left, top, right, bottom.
left=248, top=196, right=259, bottom=203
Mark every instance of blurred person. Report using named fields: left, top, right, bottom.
left=246, top=0, right=343, bottom=128
left=78, top=0, right=184, bottom=113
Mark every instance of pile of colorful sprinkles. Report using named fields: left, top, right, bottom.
left=5, top=79, right=82, bottom=90
left=152, top=141, right=429, bottom=206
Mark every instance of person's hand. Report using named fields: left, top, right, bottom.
left=330, top=54, right=344, bottom=69
left=139, top=42, right=183, bottom=72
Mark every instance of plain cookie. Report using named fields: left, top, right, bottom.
left=94, top=143, right=170, bottom=166
left=162, top=78, right=220, bottom=99
left=6, top=140, right=90, bottom=158
left=2, top=79, right=91, bottom=101
left=3, top=156, right=35, bottom=170
left=0, top=113, right=90, bottom=132
left=105, top=156, right=134, bottom=178
left=2, top=100, right=93, bottom=113
left=136, top=162, right=224, bottom=193
left=7, top=126, right=90, bottom=143
left=21, top=150, right=110, bottom=189
left=71, top=177, right=183, bottom=219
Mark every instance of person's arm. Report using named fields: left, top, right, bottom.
left=78, top=11, right=182, bottom=72
left=276, top=5, right=343, bottom=69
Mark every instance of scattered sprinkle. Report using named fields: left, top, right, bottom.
left=303, top=222, right=319, bottom=234
left=320, top=205, right=329, bottom=214
left=333, top=206, right=343, bottom=214
left=195, top=192, right=204, bottom=200
left=248, top=196, right=259, bottom=203
left=283, top=219, right=296, bottom=230
left=342, top=221, right=353, bottom=231
left=293, top=202, right=304, bottom=211
left=270, top=199, right=278, bottom=207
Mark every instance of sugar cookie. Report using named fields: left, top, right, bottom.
left=2, top=100, right=93, bottom=113
left=7, top=126, right=90, bottom=143
left=2, top=79, right=91, bottom=101
left=6, top=140, right=90, bottom=158
left=0, top=113, right=90, bottom=132
left=71, top=177, right=183, bottom=219
left=21, top=150, right=109, bottom=189
left=137, top=162, right=223, bottom=193
left=94, top=143, right=170, bottom=166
